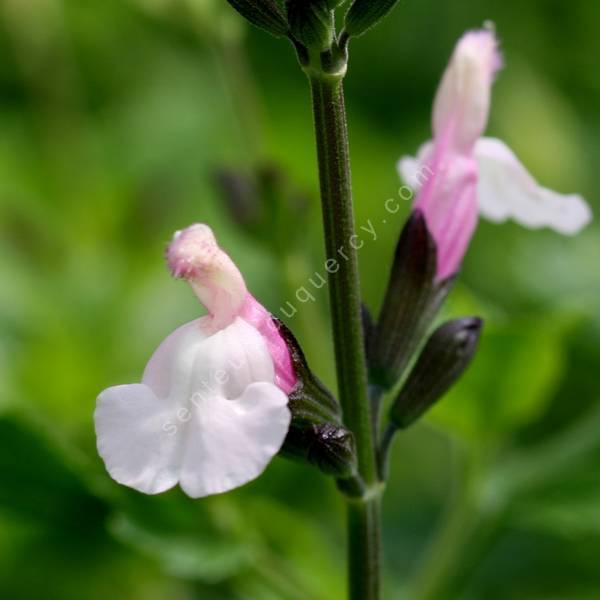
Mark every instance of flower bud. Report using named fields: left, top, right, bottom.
left=286, top=0, right=334, bottom=52
left=389, top=317, right=483, bottom=429
left=283, top=422, right=356, bottom=478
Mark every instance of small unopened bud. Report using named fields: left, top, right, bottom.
left=309, top=423, right=356, bottom=476
left=286, top=0, right=334, bottom=52
left=283, top=422, right=356, bottom=478
left=389, top=317, right=483, bottom=429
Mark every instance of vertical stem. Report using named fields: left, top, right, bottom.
left=308, top=72, right=380, bottom=599
left=348, top=498, right=381, bottom=600
left=308, top=74, right=376, bottom=484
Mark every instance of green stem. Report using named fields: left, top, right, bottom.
left=348, top=498, right=381, bottom=600
left=308, top=74, right=376, bottom=484
left=307, top=72, right=380, bottom=598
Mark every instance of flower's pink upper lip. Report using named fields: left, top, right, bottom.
left=165, top=223, right=296, bottom=394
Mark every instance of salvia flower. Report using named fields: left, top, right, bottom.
left=95, top=224, right=296, bottom=498
left=399, top=28, right=591, bottom=280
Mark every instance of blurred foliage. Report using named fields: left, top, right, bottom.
left=0, top=0, right=599, bottom=598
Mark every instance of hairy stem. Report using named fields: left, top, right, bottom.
left=348, top=497, right=381, bottom=600
left=308, top=74, right=376, bottom=484
left=308, top=72, right=380, bottom=599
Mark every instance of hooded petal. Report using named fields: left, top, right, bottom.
left=166, top=224, right=247, bottom=331
left=165, top=224, right=296, bottom=393
left=433, top=29, right=502, bottom=153
left=476, top=137, right=592, bottom=234
left=401, top=29, right=500, bottom=280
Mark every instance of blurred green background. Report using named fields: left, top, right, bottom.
left=1, top=0, right=599, bottom=598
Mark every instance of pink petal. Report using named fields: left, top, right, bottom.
left=240, top=293, right=297, bottom=395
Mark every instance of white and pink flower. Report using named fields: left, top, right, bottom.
left=95, top=224, right=296, bottom=498
left=399, top=29, right=591, bottom=280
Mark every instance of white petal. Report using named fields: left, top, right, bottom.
left=178, top=381, right=290, bottom=498
left=397, top=141, right=434, bottom=190
left=476, top=137, right=592, bottom=234
left=208, top=317, right=276, bottom=396
left=96, top=317, right=290, bottom=498
left=142, top=319, right=207, bottom=398
left=95, top=384, right=183, bottom=495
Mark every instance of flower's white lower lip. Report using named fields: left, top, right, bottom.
left=95, top=317, right=291, bottom=498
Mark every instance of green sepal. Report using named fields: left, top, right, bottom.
left=225, top=0, right=289, bottom=37
left=273, top=318, right=341, bottom=422
left=286, top=0, right=334, bottom=51
left=273, top=319, right=357, bottom=477
left=370, top=210, right=454, bottom=390
left=344, top=0, right=401, bottom=38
